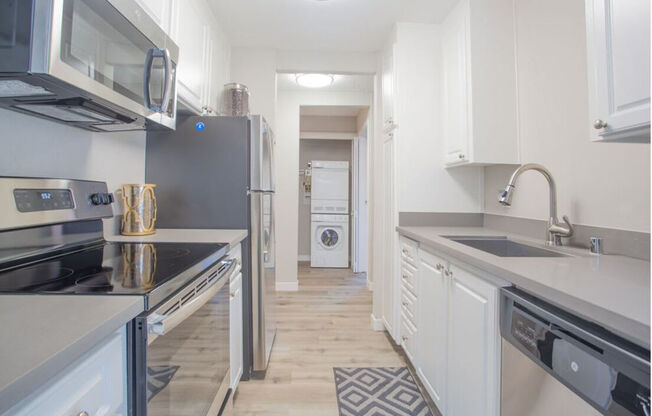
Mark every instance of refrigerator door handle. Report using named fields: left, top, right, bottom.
left=249, top=189, right=275, bottom=194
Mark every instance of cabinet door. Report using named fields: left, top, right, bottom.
left=170, top=0, right=211, bottom=114
left=416, top=250, right=448, bottom=413
left=135, top=0, right=171, bottom=31
left=382, top=44, right=396, bottom=129
left=586, top=0, right=651, bottom=142
left=230, top=272, right=243, bottom=389
left=442, top=4, right=471, bottom=165
left=8, top=328, right=127, bottom=416
left=447, top=265, right=500, bottom=416
left=381, top=131, right=397, bottom=340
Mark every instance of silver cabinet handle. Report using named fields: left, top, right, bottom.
left=402, top=301, right=409, bottom=307
left=402, top=335, right=408, bottom=341
left=435, top=263, right=444, bottom=271
left=78, top=412, right=89, bottom=416
left=593, top=119, right=608, bottom=129
left=402, top=274, right=408, bottom=279
left=458, top=153, right=465, bottom=159
left=444, top=269, right=452, bottom=277
left=402, top=248, right=408, bottom=255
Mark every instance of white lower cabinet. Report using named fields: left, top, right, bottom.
left=416, top=249, right=448, bottom=413
left=229, top=244, right=243, bottom=391
left=446, top=264, right=500, bottom=416
left=6, top=328, right=127, bottom=416
left=399, top=241, right=501, bottom=416
left=230, top=271, right=243, bottom=390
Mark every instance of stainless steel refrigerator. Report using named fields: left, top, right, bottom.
left=145, top=115, right=276, bottom=377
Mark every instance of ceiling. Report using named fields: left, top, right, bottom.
left=277, top=73, right=374, bottom=92
left=300, top=105, right=367, bottom=117
left=208, top=0, right=458, bottom=52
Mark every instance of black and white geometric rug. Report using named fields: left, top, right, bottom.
left=333, top=367, right=433, bottom=416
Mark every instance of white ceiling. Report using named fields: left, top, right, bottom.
left=208, top=0, right=458, bottom=52
left=300, top=105, right=367, bottom=116
left=277, top=73, right=374, bottom=92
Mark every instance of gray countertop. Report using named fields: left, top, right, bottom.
left=0, top=295, right=143, bottom=414
left=397, top=226, right=650, bottom=349
left=106, top=228, right=248, bottom=248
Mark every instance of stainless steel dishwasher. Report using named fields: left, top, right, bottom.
left=500, top=287, right=650, bottom=416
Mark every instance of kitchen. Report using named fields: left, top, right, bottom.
left=0, top=0, right=649, bottom=415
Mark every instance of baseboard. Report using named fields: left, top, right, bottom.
left=370, top=314, right=385, bottom=331
left=366, top=279, right=373, bottom=291
left=276, top=281, right=299, bottom=291
left=297, top=254, right=311, bottom=262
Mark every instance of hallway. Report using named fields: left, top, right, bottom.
left=232, top=263, right=405, bottom=415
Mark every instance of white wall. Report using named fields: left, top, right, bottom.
left=484, top=0, right=650, bottom=232
left=276, top=50, right=378, bottom=74
left=277, top=90, right=373, bottom=289
left=0, top=109, right=146, bottom=230
left=230, top=48, right=278, bottom=128
left=394, top=23, right=484, bottom=213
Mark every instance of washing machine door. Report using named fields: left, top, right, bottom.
left=318, top=227, right=341, bottom=249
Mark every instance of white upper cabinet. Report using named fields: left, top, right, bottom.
left=442, top=0, right=520, bottom=167
left=585, top=0, right=651, bottom=142
left=170, top=0, right=213, bottom=115
left=135, top=0, right=171, bottom=31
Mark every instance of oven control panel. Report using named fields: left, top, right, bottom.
left=14, top=189, right=74, bottom=212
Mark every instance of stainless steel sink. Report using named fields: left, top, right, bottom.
left=443, top=236, right=568, bottom=258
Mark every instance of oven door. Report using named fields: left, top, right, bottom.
left=133, top=258, right=235, bottom=416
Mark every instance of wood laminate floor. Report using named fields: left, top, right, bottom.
left=232, top=262, right=405, bottom=416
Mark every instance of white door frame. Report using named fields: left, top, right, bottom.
left=351, top=132, right=369, bottom=274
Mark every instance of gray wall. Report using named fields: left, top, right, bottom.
left=298, top=139, right=352, bottom=258
left=0, top=108, right=146, bottom=231
left=300, top=116, right=358, bottom=132
left=483, top=0, right=650, bottom=233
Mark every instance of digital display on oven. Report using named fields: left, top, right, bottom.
left=14, top=189, right=74, bottom=212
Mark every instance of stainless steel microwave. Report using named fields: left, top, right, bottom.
left=0, top=0, right=179, bottom=132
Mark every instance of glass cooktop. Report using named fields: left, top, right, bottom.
left=0, top=241, right=227, bottom=297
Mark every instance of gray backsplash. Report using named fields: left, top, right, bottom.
left=399, top=212, right=650, bottom=261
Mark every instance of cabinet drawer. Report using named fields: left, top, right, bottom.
left=7, top=329, right=127, bottom=416
left=399, top=237, right=418, bottom=265
left=400, top=288, right=417, bottom=324
left=400, top=265, right=416, bottom=295
left=400, top=311, right=417, bottom=362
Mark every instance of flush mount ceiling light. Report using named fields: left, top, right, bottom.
left=295, top=73, right=334, bottom=88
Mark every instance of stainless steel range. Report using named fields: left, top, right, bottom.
left=0, top=177, right=235, bottom=416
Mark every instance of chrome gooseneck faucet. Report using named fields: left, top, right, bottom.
left=498, top=163, right=574, bottom=246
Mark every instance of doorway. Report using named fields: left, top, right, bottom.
left=297, top=105, right=369, bottom=274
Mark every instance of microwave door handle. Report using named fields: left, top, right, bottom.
left=144, top=48, right=155, bottom=111
left=160, top=48, right=172, bottom=113
left=148, top=258, right=236, bottom=340
left=143, top=48, right=171, bottom=113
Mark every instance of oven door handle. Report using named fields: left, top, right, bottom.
left=148, top=258, right=236, bottom=338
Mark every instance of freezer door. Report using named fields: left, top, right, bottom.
left=250, top=116, right=275, bottom=192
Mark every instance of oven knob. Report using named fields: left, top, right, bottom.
left=90, top=193, right=114, bottom=205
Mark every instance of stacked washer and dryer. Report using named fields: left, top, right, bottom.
left=310, top=161, right=350, bottom=268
